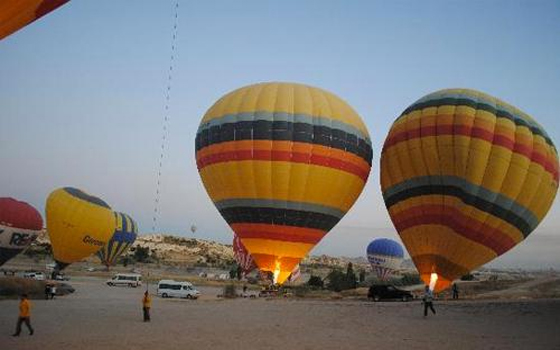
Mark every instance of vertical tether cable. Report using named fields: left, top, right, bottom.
left=152, top=1, right=179, bottom=234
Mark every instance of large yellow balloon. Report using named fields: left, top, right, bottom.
left=46, top=187, right=115, bottom=268
left=196, top=82, right=373, bottom=284
left=381, top=88, right=559, bottom=291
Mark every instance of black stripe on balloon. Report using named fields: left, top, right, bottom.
left=195, top=121, right=373, bottom=165
left=400, top=97, right=555, bottom=149
left=218, top=206, right=340, bottom=232
left=383, top=185, right=532, bottom=238
left=63, top=187, right=110, bottom=209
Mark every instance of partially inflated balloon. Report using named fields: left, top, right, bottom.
left=0, top=0, right=70, bottom=40
left=196, top=82, right=372, bottom=284
left=381, top=88, right=559, bottom=291
left=97, top=212, right=138, bottom=268
left=0, top=198, right=43, bottom=266
left=366, top=238, right=404, bottom=280
left=46, top=187, right=115, bottom=268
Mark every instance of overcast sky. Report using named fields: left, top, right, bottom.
left=1, top=0, right=559, bottom=268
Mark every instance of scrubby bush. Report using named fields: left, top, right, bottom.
left=393, top=273, right=423, bottom=286
left=223, top=283, right=237, bottom=298
left=307, top=275, right=324, bottom=289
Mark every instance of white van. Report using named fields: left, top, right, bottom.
left=23, top=272, right=45, bottom=281
left=157, top=280, right=200, bottom=299
left=106, top=273, right=142, bottom=287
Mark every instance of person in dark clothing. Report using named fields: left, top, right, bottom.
left=452, top=283, right=459, bottom=300
left=13, top=294, right=34, bottom=336
left=45, top=284, right=51, bottom=300
left=423, top=286, right=436, bottom=317
left=142, top=291, right=151, bottom=322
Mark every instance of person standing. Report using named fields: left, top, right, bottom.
left=12, top=294, right=34, bottom=336
left=452, top=283, right=459, bottom=300
left=423, top=286, right=436, bottom=317
left=142, top=291, right=151, bottom=322
left=50, top=284, right=57, bottom=300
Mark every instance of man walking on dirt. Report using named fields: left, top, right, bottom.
left=423, top=286, right=436, bottom=317
left=12, top=294, right=34, bottom=336
left=142, top=291, right=151, bottom=322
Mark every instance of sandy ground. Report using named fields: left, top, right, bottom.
left=1, top=277, right=559, bottom=350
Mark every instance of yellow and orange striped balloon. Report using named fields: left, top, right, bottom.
left=196, top=82, right=372, bottom=284
left=381, top=88, right=559, bottom=291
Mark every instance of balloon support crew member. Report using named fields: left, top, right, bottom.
left=142, top=291, right=151, bottom=322
left=423, top=286, right=436, bottom=317
left=13, top=294, right=34, bottom=336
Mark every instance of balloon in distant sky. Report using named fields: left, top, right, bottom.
left=381, top=88, right=559, bottom=292
left=190, top=224, right=197, bottom=233
left=97, top=212, right=138, bottom=268
left=0, top=0, right=70, bottom=41
left=196, top=82, right=373, bottom=284
left=46, top=187, right=115, bottom=269
left=0, top=198, right=43, bottom=266
left=366, top=238, right=404, bottom=280
left=233, top=234, right=257, bottom=276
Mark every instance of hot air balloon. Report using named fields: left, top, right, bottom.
left=233, top=234, right=257, bottom=276
left=381, top=88, right=559, bottom=292
left=190, top=224, right=197, bottom=234
left=97, top=212, right=138, bottom=269
left=0, top=0, right=70, bottom=41
left=366, top=238, right=404, bottom=280
left=196, top=82, right=372, bottom=284
left=0, top=198, right=43, bottom=266
left=46, top=187, right=115, bottom=269
left=287, top=264, right=302, bottom=282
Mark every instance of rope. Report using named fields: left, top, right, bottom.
left=152, top=1, right=179, bottom=233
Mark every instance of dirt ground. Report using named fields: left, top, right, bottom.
left=1, top=277, right=559, bottom=350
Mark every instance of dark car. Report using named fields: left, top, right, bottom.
left=368, top=285, right=413, bottom=302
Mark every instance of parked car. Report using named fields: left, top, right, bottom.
left=106, top=273, right=142, bottom=287
left=54, top=272, right=69, bottom=281
left=157, top=280, right=200, bottom=299
left=23, top=272, right=45, bottom=281
left=368, top=284, right=413, bottom=302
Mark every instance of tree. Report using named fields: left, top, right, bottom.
left=326, top=269, right=347, bottom=292
left=236, top=265, right=243, bottom=280
left=359, top=269, right=366, bottom=283
left=229, top=265, right=237, bottom=279
left=345, top=262, right=357, bottom=289
left=307, top=275, right=324, bottom=289
left=133, top=247, right=150, bottom=263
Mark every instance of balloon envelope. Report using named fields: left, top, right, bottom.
left=0, top=198, right=43, bottom=266
left=366, top=238, right=404, bottom=280
left=196, top=82, right=372, bottom=284
left=0, top=0, right=70, bottom=40
left=97, top=212, right=138, bottom=268
left=381, top=88, right=559, bottom=291
left=46, top=187, right=115, bottom=268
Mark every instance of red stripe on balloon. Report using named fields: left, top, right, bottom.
left=390, top=204, right=517, bottom=256
left=230, top=223, right=326, bottom=244
left=197, top=150, right=370, bottom=182
left=383, top=124, right=558, bottom=181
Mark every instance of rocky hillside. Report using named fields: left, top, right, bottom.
left=30, top=232, right=371, bottom=270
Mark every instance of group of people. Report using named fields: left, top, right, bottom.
left=11, top=281, right=461, bottom=336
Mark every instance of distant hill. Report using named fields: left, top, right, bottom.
left=30, top=232, right=372, bottom=270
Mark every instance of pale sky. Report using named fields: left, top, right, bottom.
left=1, top=0, right=559, bottom=268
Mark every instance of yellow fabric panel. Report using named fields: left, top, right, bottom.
left=241, top=238, right=313, bottom=259
left=388, top=194, right=524, bottom=243
left=400, top=224, right=497, bottom=275
left=46, top=188, right=115, bottom=264
left=200, top=161, right=365, bottom=211
left=201, top=82, right=369, bottom=136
